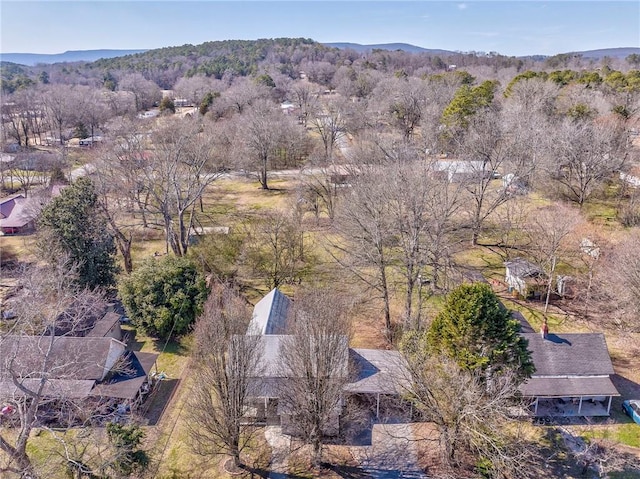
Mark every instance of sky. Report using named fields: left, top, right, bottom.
left=0, top=1, right=638, bottom=57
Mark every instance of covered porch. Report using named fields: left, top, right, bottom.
left=521, top=376, right=619, bottom=417
left=529, top=396, right=614, bottom=417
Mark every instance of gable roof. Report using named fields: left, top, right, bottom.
left=0, top=335, right=127, bottom=382
left=522, top=333, right=615, bottom=377
left=90, top=351, right=158, bottom=400
left=248, top=288, right=291, bottom=335
left=87, top=311, right=121, bottom=337
left=505, top=258, right=543, bottom=279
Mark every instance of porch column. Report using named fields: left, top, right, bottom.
left=578, top=397, right=583, bottom=415
left=607, top=396, right=612, bottom=415
left=534, top=397, right=539, bottom=415
left=376, top=393, right=380, bottom=419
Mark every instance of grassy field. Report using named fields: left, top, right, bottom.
left=3, top=168, right=640, bottom=477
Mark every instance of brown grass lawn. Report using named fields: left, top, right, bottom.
left=3, top=168, right=640, bottom=477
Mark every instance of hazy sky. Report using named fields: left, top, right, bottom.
left=1, top=1, right=638, bottom=57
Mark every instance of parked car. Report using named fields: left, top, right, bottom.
left=622, top=399, right=640, bottom=424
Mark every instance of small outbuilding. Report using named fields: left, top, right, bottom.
left=504, top=258, right=546, bottom=299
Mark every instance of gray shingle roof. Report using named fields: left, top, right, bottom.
left=0, top=378, right=96, bottom=399
left=522, top=333, right=615, bottom=376
left=90, top=351, right=158, bottom=400
left=0, top=335, right=126, bottom=382
left=87, top=312, right=121, bottom=337
left=520, top=376, right=619, bottom=397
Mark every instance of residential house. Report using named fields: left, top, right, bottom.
left=519, top=326, right=619, bottom=417
left=0, top=185, right=66, bottom=235
left=433, top=160, right=491, bottom=183
left=0, top=335, right=157, bottom=419
left=243, top=289, right=409, bottom=433
left=620, top=166, right=640, bottom=188
left=0, top=194, right=35, bottom=235
left=504, top=258, right=546, bottom=299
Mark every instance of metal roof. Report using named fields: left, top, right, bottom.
left=247, top=288, right=291, bottom=335
left=345, top=349, right=411, bottom=395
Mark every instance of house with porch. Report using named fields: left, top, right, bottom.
left=519, top=328, right=619, bottom=417
left=243, top=289, right=409, bottom=431
left=0, top=334, right=158, bottom=421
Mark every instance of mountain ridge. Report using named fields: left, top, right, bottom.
left=0, top=49, right=148, bottom=66
left=2, top=43, right=639, bottom=66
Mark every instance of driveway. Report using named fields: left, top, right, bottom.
left=349, top=423, right=428, bottom=478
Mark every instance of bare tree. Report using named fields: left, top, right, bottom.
left=75, top=86, right=111, bottom=140
left=173, top=75, right=221, bottom=108
left=330, top=165, right=394, bottom=335
left=10, top=153, right=47, bottom=198
left=277, top=288, right=352, bottom=467
left=2, top=89, right=46, bottom=148
left=525, top=204, right=582, bottom=312
left=0, top=260, right=106, bottom=477
left=400, top=335, right=536, bottom=477
left=117, top=73, right=161, bottom=111
left=237, top=99, right=305, bottom=189
left=455, top=107, right=518, bottom=245
left=245, top=208, right=307, bottom=289
left=289, top=80, right=319, bottom=127
left=547, top=117, right=629, bottom=205
left=385, top=156, right=462, bottom=328
left=186, top=285, right=263, bottom=469
left=299, top=162, right=342, bottom=222
left=599, top=229, right=640, bottom=330
left=140, top=117, right=223, bottom=256
left=93, top=130, right=146, bottom=273
left=40, top=84, right=76, bottom=146
left=308, top=97, right=348, bottom=162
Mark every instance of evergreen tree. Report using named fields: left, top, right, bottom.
left=106, top=422, right=149, bottom=475
left=118, top=255, right=208, bottom=339
left=426, top=282, right=533, bottom=378
left=159, top=96, right=175, bottom=114
left=38, top=177, right=118, bottom=289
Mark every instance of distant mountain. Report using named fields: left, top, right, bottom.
left=324, top=42, right=456, bottom=55
left=0, top=49, right=148, bottom=66
left=568, top=47, right=640, bottom=60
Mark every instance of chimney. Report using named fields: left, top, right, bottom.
left=541, top=319, right=549, bottom=339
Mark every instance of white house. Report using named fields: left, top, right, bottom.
left=433, top=160, right=490, bottom=183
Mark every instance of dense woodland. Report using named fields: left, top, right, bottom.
left=1, top=38, right=640, bottom=478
